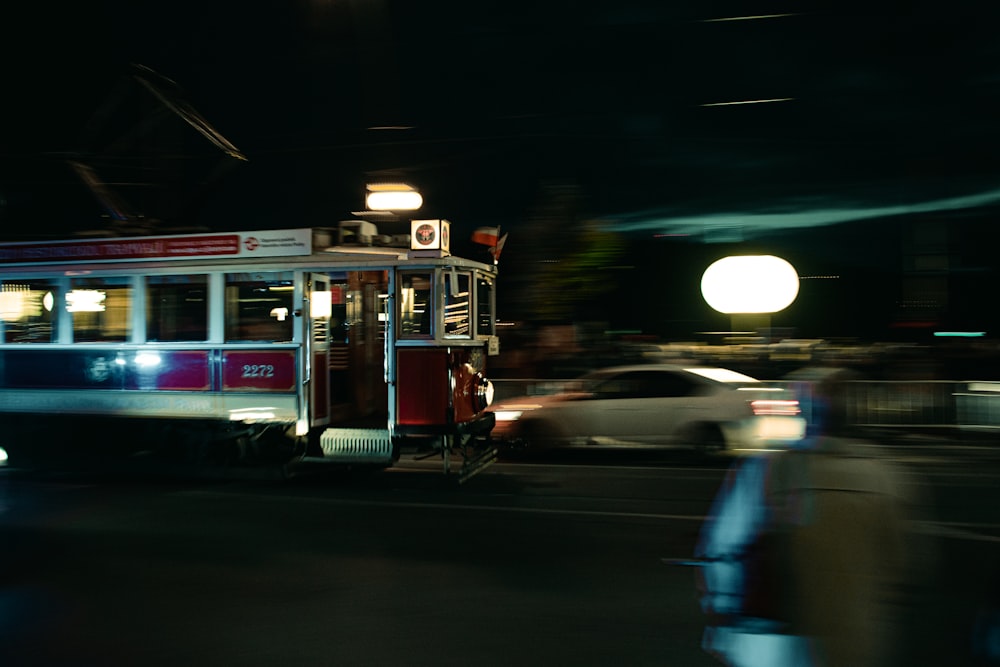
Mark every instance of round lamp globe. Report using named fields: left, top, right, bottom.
left=701, top=255, right=799, bottom=314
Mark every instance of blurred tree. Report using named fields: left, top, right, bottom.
left=533, top=219, right=626, bottom=322
left=505, top=181, right=625, bottom=324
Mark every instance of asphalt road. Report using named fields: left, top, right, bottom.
left=1, top=445, right=998, bottom=667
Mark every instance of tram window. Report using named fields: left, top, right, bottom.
left=443, top=271, right=470, bottom=339
left=224, top=272, right=295, bottom=342
left=69, top=277, right=131, bottom=343
left=147, top=275, right=208, bottom=342
left=0, top=280, right=58, bottom=343
left=399, top=273, right=432, bottom=338
left=329, top=283, right=348, bottom=344
left=476, top=275, right=494, bottom=337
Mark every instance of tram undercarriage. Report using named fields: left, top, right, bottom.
left=0, top=413, right=499, bottom=483
left=304, top=413, right=498, bottom=483
left=410, top=434, right=499, bottom=483
left=0, top=414, right=302, bottom=472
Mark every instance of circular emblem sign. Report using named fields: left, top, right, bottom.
left=85, top=356, right=112, bottom=383
left=414, top=224, right=436, bottom=247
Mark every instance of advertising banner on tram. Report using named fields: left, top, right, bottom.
left=0, top=229, right=313, bottom=265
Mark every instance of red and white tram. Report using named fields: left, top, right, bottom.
left=0, top=220, right=499, bottom=479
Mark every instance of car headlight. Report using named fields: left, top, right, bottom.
left=492, top=403, right=542, bottom=422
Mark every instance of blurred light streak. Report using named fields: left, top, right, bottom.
left=701, top=98, right=794, bottom=107
left=131, top=65, right=247, bottom=162
left=702, top=14, right=800, bottom=22
left=614, top=187, right=1000, bottom=236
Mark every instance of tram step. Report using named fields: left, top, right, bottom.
left=318, top=428, right=394, bottom=464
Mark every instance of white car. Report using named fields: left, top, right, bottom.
left=488, top=364, right=804, bottom=454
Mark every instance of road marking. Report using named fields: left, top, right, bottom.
left=176, top=489, right=1000, bottom=547
left=176, top=488, right=708, bottom=522
left=917, top=522, right=1000, bottom=544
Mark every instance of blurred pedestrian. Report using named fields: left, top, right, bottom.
left=693, top=368, right=925, bottom=667
left=972, top=572, right=1000, bottom=664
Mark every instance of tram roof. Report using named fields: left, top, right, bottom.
left=0, top=226, right=498, bottom=275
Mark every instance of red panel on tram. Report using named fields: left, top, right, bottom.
left=312, top=350, right=329, bottom=420
left=222, top=350, right=297, bottom=391
left=396, top=348, right=448, bottom=424
left=154, top=351, right=211, bottom=390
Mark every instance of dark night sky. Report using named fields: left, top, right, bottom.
left=3, top=1, right=1000, bottom=338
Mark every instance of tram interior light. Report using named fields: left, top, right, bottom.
left=378, top=292, right=389, bottom=322
left=0, top=291, right=23, bottom=320
left=701, top=255, right=799, bottom=314
left=310, top=291, right=332, bottom=319
left=66, top=289, right=107, bottom=313
left=0, top=284, right=42, bottom=320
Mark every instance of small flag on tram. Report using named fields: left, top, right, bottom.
left=490, top=232, right=509, bottom=261
left=471, top=226, right=500, bottom=247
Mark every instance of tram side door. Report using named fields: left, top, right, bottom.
left=307, top=273, right=332, bottom=427
left=308, top=271, right=387, bottom=426
left=351, top=272, right=389, bottom=420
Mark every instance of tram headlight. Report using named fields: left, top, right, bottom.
left=474, top=374, right=494, bottom=413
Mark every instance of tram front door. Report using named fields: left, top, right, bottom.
left=323, top=271, right=388, bottom=426
left=307, top=273, right=331, bottom=427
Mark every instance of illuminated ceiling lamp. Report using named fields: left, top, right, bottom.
left=365, top=183, right=423, bottom=211
left=65, top=289, right=108, bottom=313
left=701, top=255, right=799, bottom=314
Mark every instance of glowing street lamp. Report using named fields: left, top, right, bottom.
left=701, top=255, right=799, bottom=314
left=365, top=183, right=423, bottom=211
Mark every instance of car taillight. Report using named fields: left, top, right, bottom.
left=750, top=399, right=801, bottom=416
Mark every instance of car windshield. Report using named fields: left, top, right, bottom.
left=570, top=370, right=624, bottom=393
left=567, top=367, right=761, bottom=396
left=683, top=367, right=761, bottom=385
